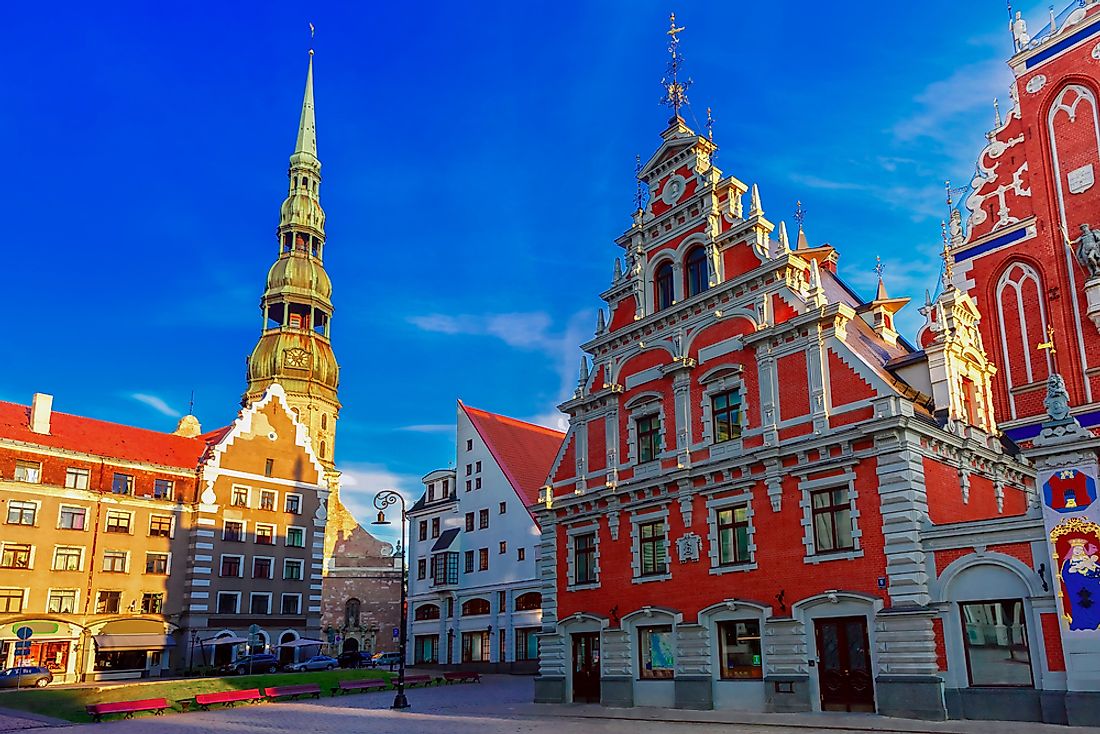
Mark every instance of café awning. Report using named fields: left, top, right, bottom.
left=275, top=638, right=325, bottom=648
left=202, top=636, right=248, bottom=646
left=93, top=634, right=174, bottom=651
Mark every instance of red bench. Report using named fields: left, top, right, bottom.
left=398, top=674, right=434, bottom=687
left=263, top=683, right=322, bottom=701
left=86, top=698, right=168, bottom=723
left=183, top=688, right=263, bottom=711
left=331, top=678, right=390, bottom=696
left=442, top=671, right=481, bottom=684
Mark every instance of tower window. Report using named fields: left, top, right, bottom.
left=655, top=262, right=674, bottom=311
left=321, top=414, right=328, bottom=430
left=686, top=247, right=709, bottom=297
left=319, top=440, right=327, bottom=459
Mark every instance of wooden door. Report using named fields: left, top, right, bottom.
left=815, top=616, right=875, bottom=712
left=571, top=632, right=600, bottom=703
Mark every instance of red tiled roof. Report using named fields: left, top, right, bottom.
left=0, top=400, right=215, bottom=469
left=461, top=402, right=565, bottom=509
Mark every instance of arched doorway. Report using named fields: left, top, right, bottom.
left=342, top=637, right=359, bottom=653
left=278, top=631, right=298, bottom=667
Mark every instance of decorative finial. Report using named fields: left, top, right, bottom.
left=660, top=13, right=692, bottom=120
left=994, top=97, right=1002, bottom=128
left=874, top=256, right=886, bottom=281
left=777, top=221, right=790, bottom=252
left=309, top=22, right=315, bottom=55
left=189, top=389, right=195, bottom=416
left=634, top=154, right=645, bottom=212
left=1049, top=5, right=1058, bottom=35
left=705, top=107, right=714, bottom=142
left=596, top=308, right=607, bottom=334
left=941, top=220, right=955, bottom=285
left=749, top=183, right=762, bottom=217
left=794, top=200, right=806, bottom=231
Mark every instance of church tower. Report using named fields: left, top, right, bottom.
left=245, top=49, right=354, bottom=548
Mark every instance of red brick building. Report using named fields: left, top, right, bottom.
left=532, top=12, right=1100, bottom=725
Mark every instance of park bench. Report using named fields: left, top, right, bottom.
left=180, top=688, right=263, bottom=711
left=399, top=674, right=434, bottom=687
left=86, top=698, right=168, bottom=722
left=331, top=678, right=390, bottom=696
left=442, top=671, right=481, bottom=684
left=264, top=683, right=322, bottom=701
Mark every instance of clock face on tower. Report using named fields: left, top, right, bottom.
left=284, top=348, right=311, bottom=369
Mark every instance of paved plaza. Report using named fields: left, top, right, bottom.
left=3, top=676, right=1100, bottom=734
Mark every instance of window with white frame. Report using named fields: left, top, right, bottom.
left=149, top=514, right=173, bottom=538
left=95, top=590, right=121, bottom=614
left=961, top=599, right=1032, bottom=687
left=230, top=485, right=250, bottom=508
left=64, top=467, right=90, bottom=490
left=255, top=523, right=276, bottom=545
left=286, top=526, right=306, bottom=548
left=253, top=556, right=273, bottom=579
left=46, top=589, right=76, bottom=614
left=102, top=550, right=128, bottom=573
left=141, top=592, right=164, bottom=614
left=6, top=500, right=37, bottom=526
left=810, top=487, right=855, bottom=554
left=638, top=519, right=667, bottom=577
left=572, top=531, right=598, bottom=585
left=0, top=588, right=23, bottom=612
left=58, top=505, right=87, bottom=530
left=284, top=493, right=302, bottom=514
left=711, top=389, right=743, bottom=443
left=716, top=505, right=750, bottom=566
left=259, top=489, right=277, bottom=511
left=111, top=473, right=133, bottom=495
left=145, top=552, right=169, bottom=574
left=14, top=460, right=41, bottom=483
left=249, top=592, right=272, bottom=615
left=636, top=415, right=661, bottom=464
left=0, top=543, right=32, bottom=569
left=223, top=521, right=245, bottom=542
left=220, top=554, right=243, bottom=577
left=283, top=558, right=304, bottom=580
left=153, top=478, right=174, bottom=500
left=216, top=591, right=240, bottom=614
left=52, top=546, right=83, bottom=571
left=280, top=593, right=302, bottom=615
left=104, top=510, right=131, bottom=534
left=717, top=620, right=763, bottom=679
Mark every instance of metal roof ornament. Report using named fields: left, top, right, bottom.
left=660, top=13, right=692, bottom=120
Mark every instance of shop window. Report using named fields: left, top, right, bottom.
left=716, top=505, right=750, bottom=565
left=639, top=625, right=675, bottom=679
left=415, top=635, right=439, bottom=664
left=961, top=600, right=1033, bottom=687
left=711, top=389, right=742, bottom=443
left=461, top=631, right=490, bottom=662
left=810, top=488, right=855, bottom=553
left=515, top=627, right=539, bottom=661
left=717, top=620, right=762, bottom=679
left=94, top=649, right=146, bottom=671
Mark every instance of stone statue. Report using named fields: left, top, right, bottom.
left=1011, top=12, right=1030, bottom=51
left=1045, top=373, right=1072, bottom=422
left=1073, top=223, right=1100, bottom=278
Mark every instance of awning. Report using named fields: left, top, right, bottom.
left=94, top=634, right=174, bottom=651
left=432, top=528, right=460, bottom=552
left=275, top=638, right=325, bottom=648
left=202, top=636, right=248, bottom=646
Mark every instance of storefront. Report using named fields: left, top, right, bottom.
left=86, top=619, right=174, bottom=681
left=0, top=620, right=82, bottom=683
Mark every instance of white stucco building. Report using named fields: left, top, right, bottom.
left=406, top=402, right=563, bottom=671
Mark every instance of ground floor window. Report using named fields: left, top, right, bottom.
left=515, top=627, right=538, bottom=661
left=638, top=625, right=674, bottom=679
left=94, top=649, right=147, bottom=671
left=414, top=634, right=438, bottom=664
left=461, top=631, right=490, bottom=662
left=717, top=620, right=762, bottom=679
left=960, top=599, right=1032, bottom=687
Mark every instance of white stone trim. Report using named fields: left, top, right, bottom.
left=630, top=508, right=671, bottom=583
left=565, top=521, right=601, bottom=590
left=624, top=392, right=666, bottom=467
left=704, top=492, right=758, bottom=574
left=798, top=471, right=863, bottom=564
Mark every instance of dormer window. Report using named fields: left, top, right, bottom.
left=685, top=247, right=709, bottom=297
left=655, top=262, right=674, bottom=311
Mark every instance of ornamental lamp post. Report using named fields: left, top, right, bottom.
left=372, top=489, right=409, bottom=710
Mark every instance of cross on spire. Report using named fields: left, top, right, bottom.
left=633, top=154, right=645, bottom=212
left=660, top=13, right=692, bottom=119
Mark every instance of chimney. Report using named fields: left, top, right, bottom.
left=30, top=393, right=53, bottom=435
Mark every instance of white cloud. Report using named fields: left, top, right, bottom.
left=396, top=424, right=454, bottom=434
left=130, top=393, right=181, bottom=418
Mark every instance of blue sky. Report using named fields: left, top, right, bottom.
left=2, top=1, right=1057, bottom=526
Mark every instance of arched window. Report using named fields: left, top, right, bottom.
left=655, top=262, right=674, bottom=311
left=461, top=598, right=491, bottom=616
left=995, top=261, right=1049, bottom=419
left=319, top=441, right=327, bottom=459
left=414, top=603, right=441, bottom=621
left=685, top=247, right=709, bottom=297
left=514, top=592, right=542, bottom=611
left=345, top=598, right=361, bottom=628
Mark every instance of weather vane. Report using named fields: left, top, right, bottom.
left=874, top=255, right=886, bottom=281
left=309, top=22, right=316, bottom=54
left=660, top=13, right=692, bottom=118
left=794, top=200, right=806, bottom=231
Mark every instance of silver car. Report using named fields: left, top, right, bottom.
left=286, top=655, right=338, bottom=672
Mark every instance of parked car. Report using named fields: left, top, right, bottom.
left=337, top=651, right=373, bottom=669
left=218, top=653, right=279, bottom=675
left=368, top=651, right=402, bottom=669
left=285, top=655, right=338, bottom=672
left=0, top=666, right=52, bottom=688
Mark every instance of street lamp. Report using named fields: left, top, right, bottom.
left=372, top=489, right=409, bottom=710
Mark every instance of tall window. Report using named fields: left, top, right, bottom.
left=417, top=558, right=427, bottom=579
left=716, top=506, right=750, bottom=566
left=685, top=247, right=709, bottom=297
left=515, top=627, right=539, bottom=661
left=711, top=389, right=742, bottom=443
left=655, top=262, right=674, bottom=311
left=6, top=501, right=36, bottom=526
left=639, top=625, right=674, bottom=679
left=431, top=518, right=440, bottom=538
left=478, top=548, right=489, bottom=571
left=111, top=473, right=133, bottom=495
left=637, top=414, right=660, bottom=464
left=717, top=620, right=763, bottom=679
left=418, top=521, right=428, bottom=541
left=639, top=520, right=667, bottom=576
left=464, top=550, right=475, bottom=573
left=432, top=552, right=458, bottom=585
left=479, top=508, right=489, bottom=529
left=465, top=512, right=475, bottom=532
left=574, top=533, right=597, bottom=584
left=415, top=635, right=439, bottom=664
left=461, top=631, right=490, bottom=662
left=961, top=600, right=1032, bottom=686
left=810, top=487, right=854, bottom=553
left=345, top=598, right=361, bottom=628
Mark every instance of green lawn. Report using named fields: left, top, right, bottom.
left=0, top=668, right=393, bottom=723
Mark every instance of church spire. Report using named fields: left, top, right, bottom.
left=294, top=50, right=318, bottom=161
